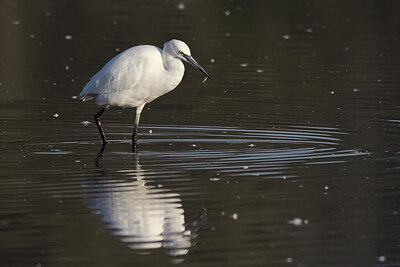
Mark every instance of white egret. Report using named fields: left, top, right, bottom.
left=79, top=39, right=210, bottom=151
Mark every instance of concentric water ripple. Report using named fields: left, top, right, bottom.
left=27, top=124, right=367, bottom=178
left=100, top=124, right=366, bottom=177
left=15, top=124, right=367, bottom=259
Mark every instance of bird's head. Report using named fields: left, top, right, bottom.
left=164, top=39, right=210, bottom=81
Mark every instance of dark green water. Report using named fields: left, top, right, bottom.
left=1, top=1, right=400, bottom=266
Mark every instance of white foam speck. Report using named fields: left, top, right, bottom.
left=288, top=218, right=306, bottom=226
left=209, top=177, right=220, bottom=181
left=231, top=213, right=238, bottom=220
left=377, top=256, right=386, bottom=262
left=282, top=34, right=290, bottom=39
left=53, top=113, right=59, bottom=118
left=225, top=10, right=231, bottom=16
left=65, top=35, right=72, bottom=40
left=240, top=63, right=248, bottom=67
left=177, top=2, right=185, bottom=10
left=80, top=121, right=91, bottom=126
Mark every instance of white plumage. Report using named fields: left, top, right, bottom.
left=79, top=39, right=210, bottom=151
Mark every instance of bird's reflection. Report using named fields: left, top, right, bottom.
left=88, top=148, right=206, bottom=258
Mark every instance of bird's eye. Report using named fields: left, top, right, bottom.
left=179, top=51, right=184, bottom=56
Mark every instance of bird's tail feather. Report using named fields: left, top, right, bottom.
left=80, top=94, right=96, bottom=102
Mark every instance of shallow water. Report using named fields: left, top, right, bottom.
left=1, top=0, right=400, bottom=266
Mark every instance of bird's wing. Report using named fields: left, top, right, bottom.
left=80, top=46, right=163, bottom=100
left=80, top=56, right=145, bottom=98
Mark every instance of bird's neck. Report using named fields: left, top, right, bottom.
left=162, top=53, right=185, bottom=77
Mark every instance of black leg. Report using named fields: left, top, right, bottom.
left=131, top=103, right=145, bottom=153
left=132, top=125, right=138, bottom=145
left=132, top=103, right=146, bottom=153
left=132, top=125, right=138, bottom=153
left=94, top=107, right=108, bottom=145
left=97, top=143, right=107, bottom=155
left=95, top=145, right=105, bottom=168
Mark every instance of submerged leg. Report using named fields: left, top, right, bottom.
left=132, top=103, right=146, bottom=149
left=94, top=106, right=108, bottom=145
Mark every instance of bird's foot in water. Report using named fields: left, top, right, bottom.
left=132, top=143, right=138, bottom=154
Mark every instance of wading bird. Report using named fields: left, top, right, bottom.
left=79, top=39, right=210, bottom=152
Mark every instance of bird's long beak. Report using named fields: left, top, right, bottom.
left=183, top=54, right=211, bottom=81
